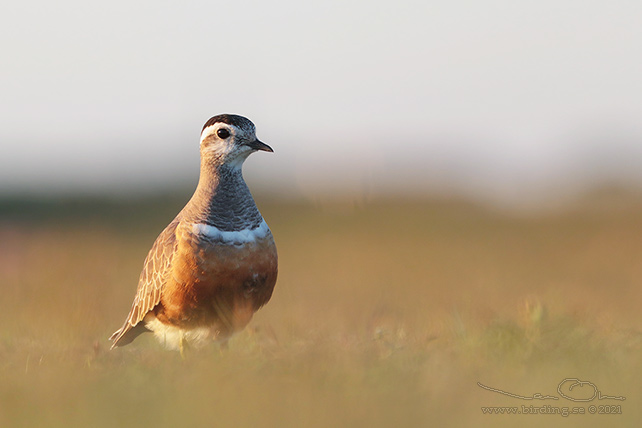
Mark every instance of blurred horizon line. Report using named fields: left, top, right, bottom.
left=2, top=180, right=642, bottom=215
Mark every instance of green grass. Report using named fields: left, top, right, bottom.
left=0, top=195, right=641, bottom=427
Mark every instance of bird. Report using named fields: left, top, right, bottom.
left=110, top=114, right=278, bottom=353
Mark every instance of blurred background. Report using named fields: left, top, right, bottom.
left=2, top=0, right=641, bottom=207
left=1, top=1, right=641, bottom=427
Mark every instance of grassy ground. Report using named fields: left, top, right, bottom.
left=0, top=195, right=641, bottom=427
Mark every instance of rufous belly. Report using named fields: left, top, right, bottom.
left=151, top=223, right=278, bottom=343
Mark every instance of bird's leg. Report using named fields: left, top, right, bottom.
left=179, top=333, right=188, bottom=359
left=218, top=339, right=229, bottom=356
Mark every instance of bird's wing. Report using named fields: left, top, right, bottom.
left=109, top=219, right=179, bottom=348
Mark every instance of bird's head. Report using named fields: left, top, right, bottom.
left=199, top=114, right=273, bottom=168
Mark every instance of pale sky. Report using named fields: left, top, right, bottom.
left=2, top=0, right=641, bottom=205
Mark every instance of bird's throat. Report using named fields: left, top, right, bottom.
left=182, top=164, right=263, bottom=231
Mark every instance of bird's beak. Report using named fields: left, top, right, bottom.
left=247, top=139, right=274, bottom=153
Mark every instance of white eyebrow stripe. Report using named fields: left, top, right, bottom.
left=199, top=123, right=256, bottom=145
left=191, top=219, right=270, bottom=244
left=200, top=125, right=225, bottom=143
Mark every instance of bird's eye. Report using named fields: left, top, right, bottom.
left=217, top=128, right=230, bottom=139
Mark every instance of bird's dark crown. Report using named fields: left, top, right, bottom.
left=201, top=114, right=255, bottom=134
